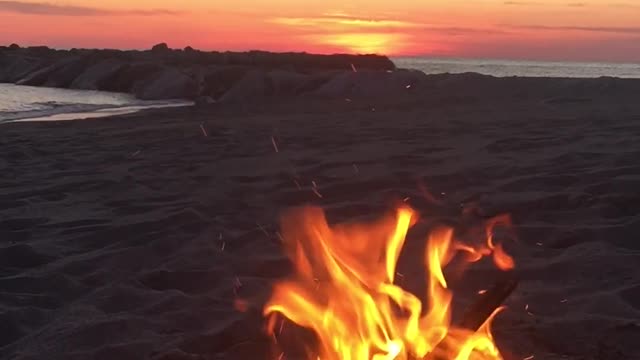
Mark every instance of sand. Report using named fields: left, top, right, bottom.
left=1, top=81, right=639, bottom=360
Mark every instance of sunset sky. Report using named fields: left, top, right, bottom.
left=1, top=0, right=639, bottom=62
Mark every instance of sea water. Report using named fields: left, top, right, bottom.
left=393, top=57, right=640, bottom=79
left=0, top=84, right=191, bottom=123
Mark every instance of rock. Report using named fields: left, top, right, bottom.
left=0, top=55, right=46, bottom=83
left=101, top=62, right=163, bottom=93
left=15, top=58, right=78, bottom=86
left=218, top=70, right=273, bottom=103
left=1, top=46, right=401, bottom=103
left=201, top=66, right=249, bottom=99
left=194, top=95, right=216, bottom=106
left=267, top=70, right=309, bottom=95
left=152, top=43, right=170, bottom=52
left=24, top=46, right=52, bottom=57
left=295, top=71, right=339, bottom=94
left=42, top=57, right=92, bottom=88
left=135, top=67, right=198, bottom=100
left=8, top=43, right=20, bottom=50
left=313, top=69, right=429, bottom=98
left=70, top=59, right=126, bottom=90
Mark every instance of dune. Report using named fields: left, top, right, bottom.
left=1, top=74, right=639, bottom=360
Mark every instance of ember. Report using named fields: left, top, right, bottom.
left=264, top=205, right=516, bottom=360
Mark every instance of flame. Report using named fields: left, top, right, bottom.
left=263, top=205, right=513, bottom=360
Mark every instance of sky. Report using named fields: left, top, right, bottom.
left=0, top=0, right=639, bottom=62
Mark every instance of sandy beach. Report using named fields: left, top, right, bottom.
left=1, top=76, right=640, bottom=360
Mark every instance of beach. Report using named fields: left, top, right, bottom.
left=1, top=75, right=640, bottom=360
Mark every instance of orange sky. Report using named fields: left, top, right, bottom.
left=1, top=0, right=639, bottom=62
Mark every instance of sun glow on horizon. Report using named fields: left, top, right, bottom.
left=318, top=32, right=404, bottom=55
left=0, top=0, right=639, bottom=61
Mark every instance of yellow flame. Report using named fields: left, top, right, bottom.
left=263, top=206, right=513, bottom=360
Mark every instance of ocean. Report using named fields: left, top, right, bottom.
left=0, top=84, right=191, bottom=123
left=393, top=57, right=640, bottom=79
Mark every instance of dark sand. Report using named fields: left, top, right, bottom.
left=1, top=81, right=640, bottom=360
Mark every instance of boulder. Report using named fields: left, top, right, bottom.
left=151, top=43, right=170, bottom=52
left=42, top=57, right=92, bottom=88
left=295, top=71, right=339, bottom=94
left=218, top=70, right=273, bottom=103
left=267, top=70, right=309, bottom=95
left=0, top=55, right=46, bottom=83
left=201, top=65, right=249, bottom=99
left=70, top=59, right=126, bottom=90
left=194, top=95, right=215, bottom=106
left=134, top=67, right=198, bottom=100
left=101, top=62, right=163, bottom=93
left=15, top=57, right=79, bottom=86
left=313, top=69, right=428, bottom=98
left=8, top=43, right=20, bottom=50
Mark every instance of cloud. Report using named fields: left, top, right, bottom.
left=0, top=1, right=181, bottom=16
left=503, top=1, right=542, bottom=5
left=270, top=14, right=507, bottom=36
left=608, top=3, right=640, bottom=9
left=504, top=1, right=587, bottom=7
left=505, top=24, right=640, bottom=34
left=270, top=15, right=420, bottom=29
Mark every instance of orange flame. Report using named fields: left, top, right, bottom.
left=264, top=206, right=513, bottom=360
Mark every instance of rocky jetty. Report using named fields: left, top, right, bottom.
left=0, top=44, right=407, bottom=101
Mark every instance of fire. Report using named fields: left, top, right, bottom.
left=264, top=205, right=514, bottom=360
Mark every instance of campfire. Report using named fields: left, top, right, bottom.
left=263, top=205, right=516, bottom=360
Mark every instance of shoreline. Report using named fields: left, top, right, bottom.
left=6, top=100, right=193, bottom=123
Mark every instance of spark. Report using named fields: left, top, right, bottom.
left=199, top=123, right=208, bottom=137
left=345, top=98, right=352, bottom=102
left=353, top=164, right=359, bottom=173
left=312, top=181, right=323, bottom=198
left=406, top=84, right=412, bottom=89
left=478, top=289, right=488, bottom=295
left=372, top=107, right=376, bottom=112
left=293, top=179, right=302, bottom=190
left=350, top=63, right=357, bottom=72
left=525, top=304, right=534, bottom=316
left=403, top=197, right=410, bottom=202
left=523, top=356, right=535, bottom=360
left=234, top=299, right=249, bottom=312
left=560, top=299, right=568, bottom=303
left=221, top=242, right=226, bottom=251
left=278, top=352, right=285, bottom=360
left=275, top=231, right=285, bottom=242
left=131, top=150, right=141, bottom=157
left=536, top=242, right=543, bottom=246
left=271, top=136, right=279, bottom=153
left=257, top=223, right=270, bottom=237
